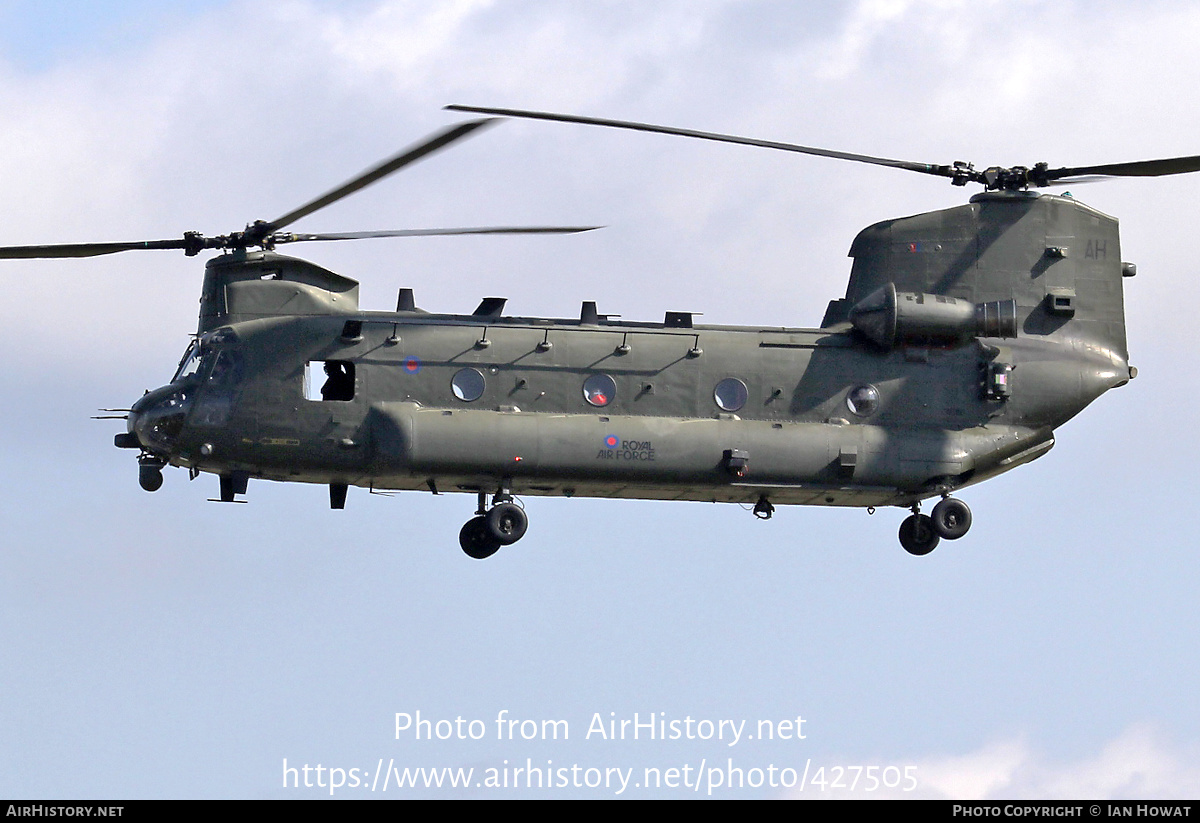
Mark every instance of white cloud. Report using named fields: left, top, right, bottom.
left=790, top=726, right=1200, bottom=799
left=811, top=0, right=918, bottom=80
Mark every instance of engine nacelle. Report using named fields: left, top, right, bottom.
left=849, top=282, right=1016, bottom=349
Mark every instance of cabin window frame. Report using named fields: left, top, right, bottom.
left=304, top=359, right=356, bottom=402
left=713, top=377, right=749, bottom=412
left=451, top=367, right=486, bottom=402
left=846, top=384, right=879, bottom=417
left=582, top=374, right=616, bottom=407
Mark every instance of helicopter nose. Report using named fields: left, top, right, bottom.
left=127, top=385, right=194, bottom=451
left=114, top=408, right=142, bottom=449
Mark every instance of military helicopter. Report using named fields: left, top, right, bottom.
left=7, top=107, right=1198, bottom=560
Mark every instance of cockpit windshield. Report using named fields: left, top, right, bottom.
left=172, top=341, right=204, bottom=382
left=172, top=329, right=243, bottom=385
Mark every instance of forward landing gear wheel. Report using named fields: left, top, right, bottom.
left=899, top=514, right=940, bottom=556
left=459, top=516, right=501, bottom=560
left=931, top=497, right=972, bottom=540
left=487, top=502, right=528, bottom=545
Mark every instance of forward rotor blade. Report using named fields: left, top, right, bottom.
left=446, top=104, right=957, bottom=181
left=262, top=118, right=498, bottom=235
left=272, top=226, right=601, bottom=244
left=1042, top=154, right=1200, bottom=183
left=0, top=238, right=190, bottom=258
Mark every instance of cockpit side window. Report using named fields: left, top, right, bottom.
left=206, top=350, right=244, bottom=386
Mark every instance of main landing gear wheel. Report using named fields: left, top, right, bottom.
left=458, top=489, right=530, bottom=559
left=487, top=502, right=528, bottom=545
left=931, top=497, right=972, bottom=540
left=459, top=516, right=501, bottom=560
left=899, top=513, right=940, bottom=556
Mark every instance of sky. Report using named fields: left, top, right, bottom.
left=2, top=0, right=1199, bottom=799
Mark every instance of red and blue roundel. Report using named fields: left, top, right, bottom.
left=403, top=356, right=422, bottom=374
left=603, top=434, right=619, bottom=448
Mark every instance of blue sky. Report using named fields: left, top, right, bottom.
left=2, top=0, right=1199, bottom=798
left=0, top=1, right=224, bottom=70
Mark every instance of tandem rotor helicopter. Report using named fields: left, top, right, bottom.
left=7, top=105, right=1197, bottom=559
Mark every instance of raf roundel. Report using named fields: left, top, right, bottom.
left=604, top=434, right=619, bottom=449
left=403, top=356, right=422, bottom=374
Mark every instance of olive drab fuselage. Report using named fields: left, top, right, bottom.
left=126, top=189, right=1135, bottom=527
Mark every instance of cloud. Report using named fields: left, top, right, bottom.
left=789, top=726, right=1200, bottom=799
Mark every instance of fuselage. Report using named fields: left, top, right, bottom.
left=125, top=188, right=1135, bottom=513
left=127, top=302, right=1127, bottom=509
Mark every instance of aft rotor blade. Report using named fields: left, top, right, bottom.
left=272, top=226, right=601, bottom=244
left=262, top=118, right=498, bottom=235
left=446, top=104, right=958, bottom=181
left=0, top=238, right=190, bottom=258
left=1042, top=154, right=1200, bottom=183
left=1039, top=175, right=1111, bottom=187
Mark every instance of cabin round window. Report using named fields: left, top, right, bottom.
left=713, top=377, right=749, bottom=412
left=451, top=368, right=486, bottom=402
left=582, top=374, right=616, bottom=407
left=846, top=384, right=879, bottom=417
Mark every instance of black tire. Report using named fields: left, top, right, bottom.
left=486, top=502, right=528, bottom=545
left=931, top=497, right=972, bottom=540
left=899, top=514, right=940, bottom=556
left=459, top=516, right=501, bottom=559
